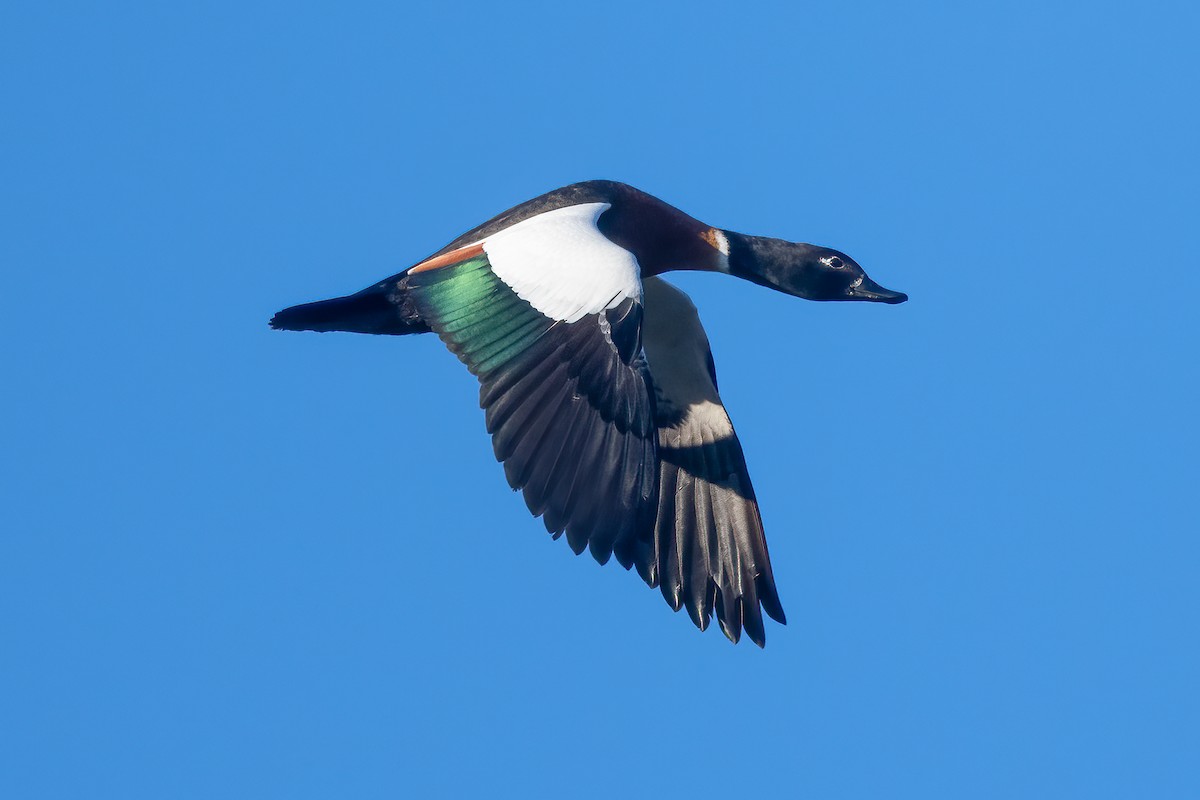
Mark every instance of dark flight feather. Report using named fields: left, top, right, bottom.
left=641, top=277, right=785, bottom=646
left=407, top=256, right=659, bottom=569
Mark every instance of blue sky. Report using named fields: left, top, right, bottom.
left=2, top=1, right=1197, bottom=797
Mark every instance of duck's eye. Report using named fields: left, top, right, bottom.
left=826, top=256, right=845, bottom=269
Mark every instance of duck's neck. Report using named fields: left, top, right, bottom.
left=721, top=231, right=821, bottom=298
left=596, top=191, right=732, bottom=276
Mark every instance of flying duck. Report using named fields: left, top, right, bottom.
left=270, top=180, right=907, bottom=646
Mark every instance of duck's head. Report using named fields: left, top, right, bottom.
left=724, top=232, right=908, bottom=304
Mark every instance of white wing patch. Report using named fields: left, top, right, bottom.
left=482, top=202, right=642, bottom=323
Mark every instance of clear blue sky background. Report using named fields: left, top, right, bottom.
left=2, top=2, right=1197, bottom=797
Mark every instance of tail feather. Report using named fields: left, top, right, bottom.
left=269, top=274, right=430, bottom=336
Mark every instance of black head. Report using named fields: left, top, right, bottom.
left=725, top=232, right=908, bottom=304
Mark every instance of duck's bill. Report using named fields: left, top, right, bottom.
left=849, top=276, right=908, bottom=304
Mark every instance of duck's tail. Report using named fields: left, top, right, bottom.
left=269, top=272, right=430, bottom=336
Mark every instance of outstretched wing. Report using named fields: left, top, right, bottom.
left=406, top=203, right=658, bottom=567
left=640, top=277, right=786, bottom=647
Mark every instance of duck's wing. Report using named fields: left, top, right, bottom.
left=406, top=203, right=659, bottom=567
left=640, top=277, right=786, bottom=647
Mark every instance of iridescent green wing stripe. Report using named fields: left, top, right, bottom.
left=407, top=256, right=550, bottom=381
left=407, top=255, right=659, bottom=569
